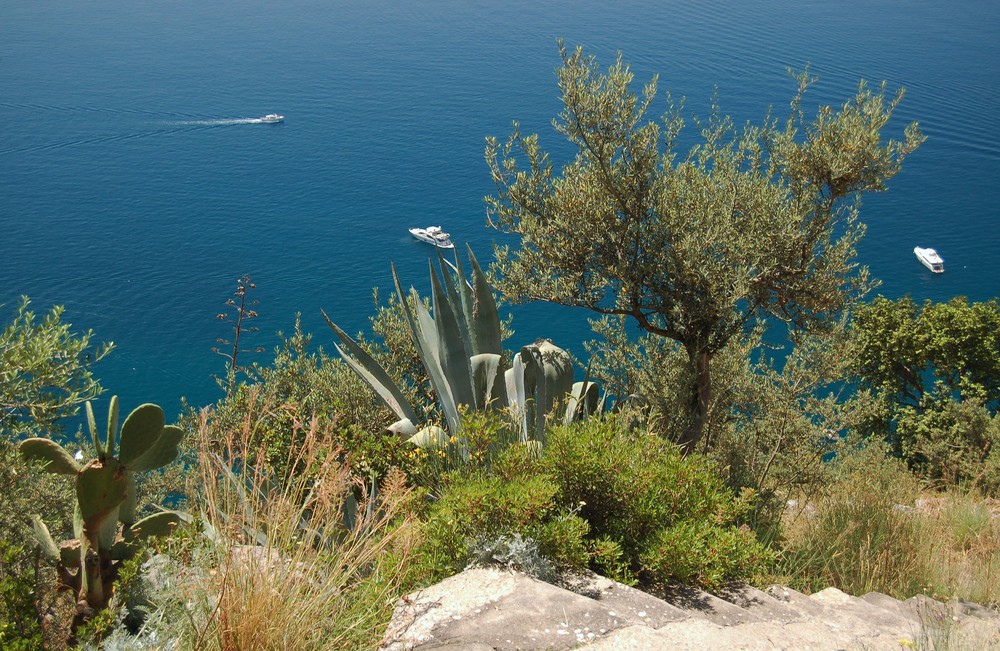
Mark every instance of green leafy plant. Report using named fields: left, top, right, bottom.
left=853, top=296, right=1000, bottom=491
left=415, top=464, right=590, bottom=582
left=414, top=415, right=772, bottom=590
left=18, top=396, right=184, bottom=632
left=1, top=296, right=113, bottom=437
left=326, top=247, right=622, bottom=458
left=324, top=247, right=510, bottom=442
left=540, top=417, right=774, bottom=589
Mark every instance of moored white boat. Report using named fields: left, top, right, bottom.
left=914, top=246, right=944, bottom=273
left=409, top=226, right=454, bottom=249
left=259, top=113, right=284, bottom=123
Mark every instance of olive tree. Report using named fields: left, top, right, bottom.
left=485, top=43, right=923, bottom=452
left=1, top=297, right=113, bottom=437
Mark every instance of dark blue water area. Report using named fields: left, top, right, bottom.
left=2, top=0, right=998, bottom=421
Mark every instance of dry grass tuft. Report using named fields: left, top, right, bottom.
left=183, top=390, right=419, bottom=651
left=780, top=446, right=1000, bottom=608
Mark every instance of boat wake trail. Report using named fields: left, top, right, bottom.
left=172, top=118, right=265, bottom=126
left=0, top=117, right=271, bottom=155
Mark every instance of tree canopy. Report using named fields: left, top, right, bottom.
left=853, top=296, right=1000, bottom=489
left=485, top=43, right=924, bottom=451
left=1, top=297, right=112, bottom=437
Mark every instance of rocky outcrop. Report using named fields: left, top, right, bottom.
left=379, top=568, right=999, bottom=650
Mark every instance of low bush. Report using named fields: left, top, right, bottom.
left=196, top=318, right=415, bottom=485
left=415, top=464, right=591, bottom=581
left=541, top=418, right=773, bottom=589
left=414, top=415, right=773, bottom=591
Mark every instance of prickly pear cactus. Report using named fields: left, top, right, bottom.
left=19, top=396, right=185, bottom=627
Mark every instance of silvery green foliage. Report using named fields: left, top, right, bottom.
left=325, top=247, right=602, bottom=449
left=82, top=552, right=209, bottom=651
left=325, top=247, right=507, bottom=438
left=467, top=533, right=555, bottom=583
left=79, top=611, right=179, bottom=651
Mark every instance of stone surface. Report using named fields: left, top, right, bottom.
left=379, top=568, right=1000, bottom=651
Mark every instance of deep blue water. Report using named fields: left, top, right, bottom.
left=2, top=0, right=998, bottom=419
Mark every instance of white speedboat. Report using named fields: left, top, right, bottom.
left=914, top=246, right=944, bottom=273
left=409, top=226, right=454, bottom=249
left=259, top=113, right=284, bottom=123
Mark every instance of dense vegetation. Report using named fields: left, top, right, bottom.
left=2, top=47, right=997, bottom=650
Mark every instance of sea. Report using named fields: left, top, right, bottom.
left=2, top=0, right=998, bottom=420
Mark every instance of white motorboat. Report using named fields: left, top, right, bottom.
left=914, top=246, right=944, bottom=273
left=409, top=226, right=454, bottom=249
left=259, top=113, right=284, bottom=123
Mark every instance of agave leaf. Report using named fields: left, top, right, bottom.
left=471, top=353, right=507, bottom=410
left=393, top=264, right=447, bottom=408
left=525, top=340, right=574, bottom=442
left=505, top=354, right=529, bottom=441
left=451, top=249, right=476, bottom=350
left=429, top=259, right=476, bottom=410
left=408, top=425, right=448, bottom=449
left=324, top=310, right=419, bottom=424
left=385, top=418, right=418, bottom=439
left=437, top=249, right=473, bottom=356
left=411, top=293, right=462, bottom=433
left=128, top=425, right=184, bottom=472
left=392, top=263, right=433, bottom=361
left=565, top=381, right=600, bottom=425
left=467, top=247, right=503, bottom=356
left=19, top=438, right=80, bottom=475
left=411, top=288, right=441, bottom=363
left=564, top=360, right=597, bottom=424
left=118, top=404, right=166, bottom=467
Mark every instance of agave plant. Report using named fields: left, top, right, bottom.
left=19, top=396, right=184, bottom=626
left=325, top=247, right=509, bottom=442
left=325, top=246, right=622, bottom=449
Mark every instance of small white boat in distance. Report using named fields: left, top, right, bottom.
left=259, top=113, right=284, bottom=123
left=409, top=226, right=454, bottom=249
left=914, top=246, right=944, bottom=273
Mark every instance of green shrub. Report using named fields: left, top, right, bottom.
left=540, top=417, right=773, bottom=590
left=895, top=386, right=1000, bottom=494
left=416, top=467, right=591, bottom=581
left=196, top=318, right=414, bottom=485
left=640, top=521, right=766, bottom=588
left=414, top=416, right=773, bottom=591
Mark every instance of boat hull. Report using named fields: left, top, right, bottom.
left=914, top=247, right=944, bottom=273
left=409, top=227, right=454, bottom=249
